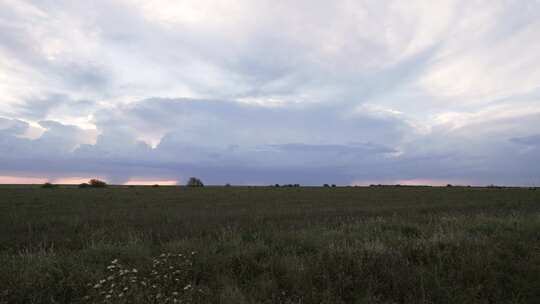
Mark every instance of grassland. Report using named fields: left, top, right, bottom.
left=0, top=185, right=539, bottom=303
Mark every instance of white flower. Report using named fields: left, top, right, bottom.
left=184, top=284, right=192, bottom=290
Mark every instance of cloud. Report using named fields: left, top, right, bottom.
left=511, top=135, right=540, bottom=147
left=1, top=1, right=540, bottom=185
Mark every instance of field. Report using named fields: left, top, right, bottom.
left=1, top=185, right=539, bottom=304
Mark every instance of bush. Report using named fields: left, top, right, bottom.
left=78, top=183, right=89, bottom=188
left=89, top=179, right=107, bottom=188
left=186, top=177, right=204, bottom=187
left=41, top=182, right=56, bottom=189
left=225, top=183, right=231, bottom=187
left=331, top=184, right=336, bottom=188
left=323, top=184, right=329, bottom=187
left=152, top=184, right=160, bottom=188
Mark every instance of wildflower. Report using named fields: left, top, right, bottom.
left=132, top=268, right=138, bottom=273
left=105, top=294, right=111, bottom=299
left=111, top=259, right=118, bottom=264
left=184, top=284, right=192, bottom=290
left=93, top=284, right=101, bottom=289
left=172, top=291, right=179, bottom=296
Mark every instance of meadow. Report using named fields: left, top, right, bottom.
left=0, top=185, right=539, bottom=303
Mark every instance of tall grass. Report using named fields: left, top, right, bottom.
left=0, top=186, right=539, bottom=303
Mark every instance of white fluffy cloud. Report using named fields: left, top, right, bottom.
left=1, top=0, right=540, bottom=185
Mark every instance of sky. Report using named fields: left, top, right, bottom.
left=1, top=0, right=540, bottom=186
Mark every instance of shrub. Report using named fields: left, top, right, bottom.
left=41, top=182, right=56, bottom=189
left=89, top=179, right=107, bottom=188
left=323, top=184, right=329, bottom=187
left=275, top=184, right=280, bottom=188
left=331, top=184, right=336, bottom=188
left=186, top=177, right=204, bottom=187
left=225, top=183, right=231, bottom=187
left=152, top=184, right=160, bottom=188
left=78, top=183, right=89, bottom=188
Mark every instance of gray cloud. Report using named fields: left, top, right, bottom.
left=511, top=135, right=540, bottom=147
left=1, top=1, right=540, bottom=185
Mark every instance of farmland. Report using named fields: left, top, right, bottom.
left=1, top=185, right=539, bottom=303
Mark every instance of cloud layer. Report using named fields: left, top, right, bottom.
left=1, top=0, right=540, bottom=185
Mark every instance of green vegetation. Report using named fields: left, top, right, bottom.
left=0, top=185, right=539, bottom=303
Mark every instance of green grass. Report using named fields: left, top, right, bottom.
left=1, top=185, right=539, bottom=303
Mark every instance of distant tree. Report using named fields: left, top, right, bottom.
left=446, top=184, right=453, bottom=187
left=294, top=184, right=300, bottom=187
left=331, top=184, right=336, bottom=188
left=225, top=183, right=231, bottom=187
left=79, top=183, right=89, bottom=188
left=89, top=179, right=107, bottom=188
left=186, top=177, right=204, bottom=187
left=323, top=184, right=330, bottom=187
left=275, top=184, right=280, bottom=188
left=42, top=182, right=56, bottom=189
left=152, top=184, right=159, bottom=187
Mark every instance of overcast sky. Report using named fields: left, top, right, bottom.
left=1, top=0, right=540, bottom=185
